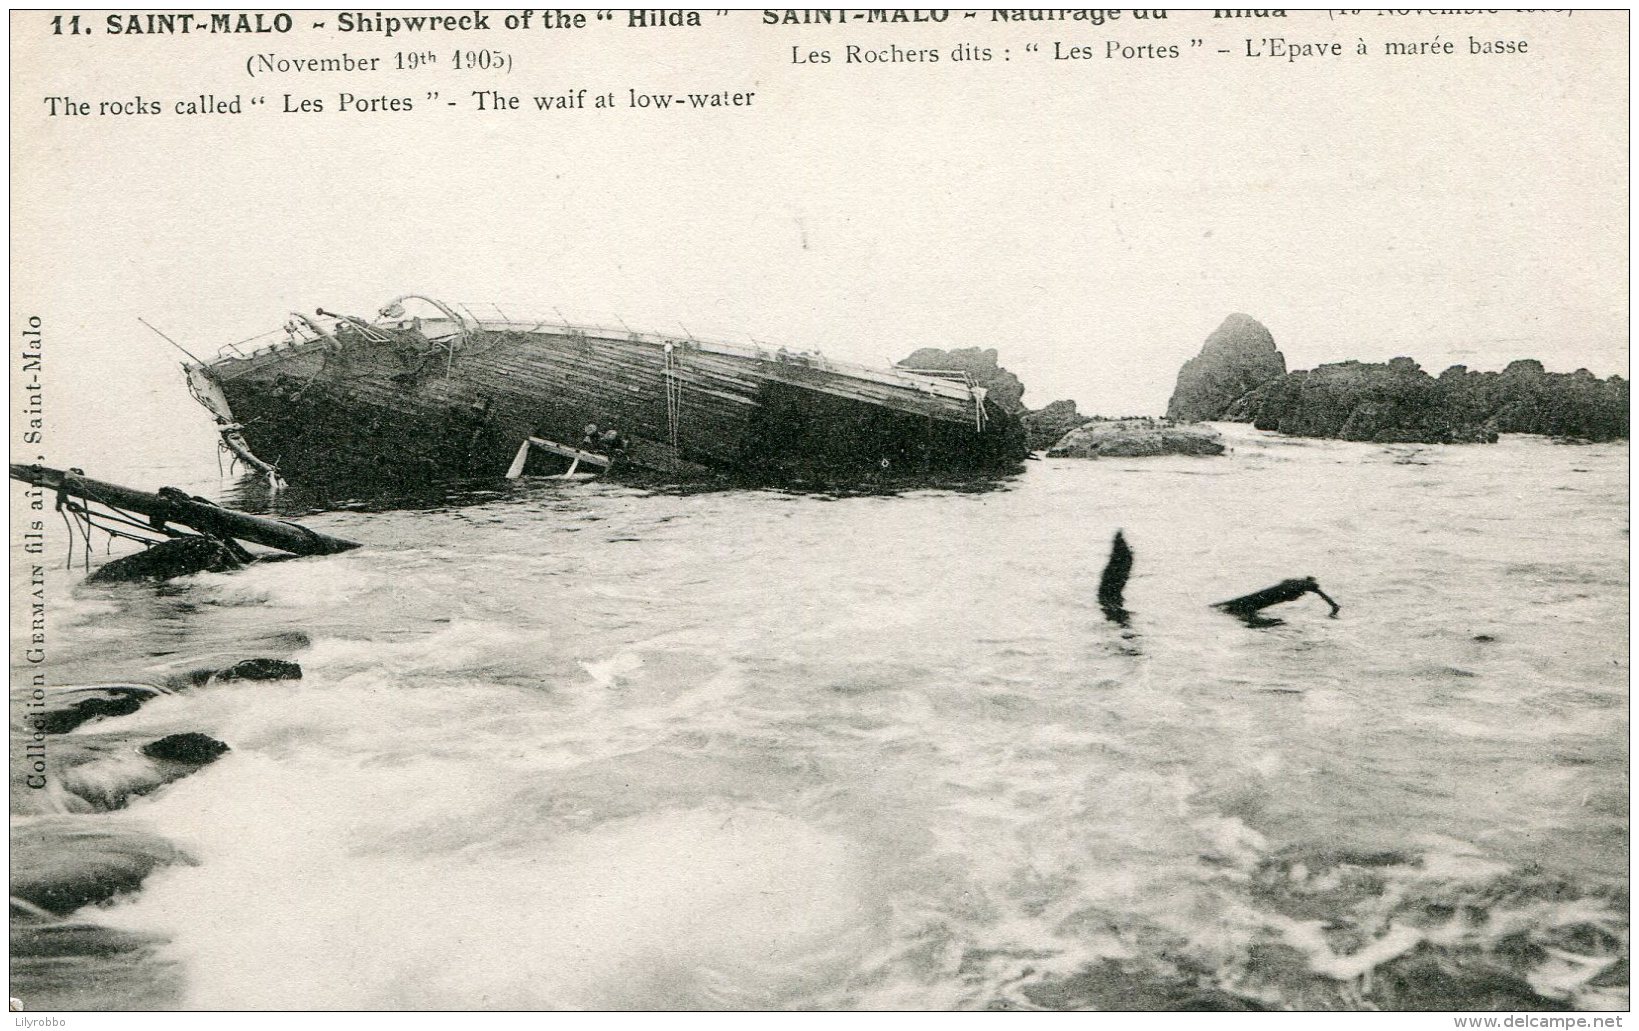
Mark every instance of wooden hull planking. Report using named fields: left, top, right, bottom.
left=196, top=311, right=1028, bottom=485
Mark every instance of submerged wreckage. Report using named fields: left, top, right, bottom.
left=183, top=296, right=1029, bottom=487
left=11, top=464, right=359, bottom=582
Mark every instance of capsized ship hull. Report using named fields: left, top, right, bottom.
left=187, top=297, right=1028, bottom=487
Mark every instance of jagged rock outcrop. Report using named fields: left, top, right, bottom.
left=1166, top=314, right=1288, bottom=422
left=1234, top=358, right=1627, bottom=444
left=896, top=347, right=1025, bottom=412
left=1047, top=418, right=1226, bottom=458
left=1021, top=399, right=1092, bottom=451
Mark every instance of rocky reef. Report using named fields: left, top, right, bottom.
left=12, top=657, right=299, bottom=1010
left=1047, top=418, right=1226, bottom=458
left=1166, top=312, right=1628, bottom=444
left=1166, top=314, right=1288, bottom=422
left=896, top=347, right=1026, bottom=413
left=1229, top=358, right=1629, bottom=444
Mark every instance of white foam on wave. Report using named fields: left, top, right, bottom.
left=300, top=619, right=557, bottom=681
left=189, top=555, right=383, bottom=609
left=581, top=651, right=644, bottom=689
left=86, top=627, right=892, bottom=1010
left=109, top=749, right=883, bottom=1009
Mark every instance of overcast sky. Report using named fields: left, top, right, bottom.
left=13, top=10, right=1628, bottom=468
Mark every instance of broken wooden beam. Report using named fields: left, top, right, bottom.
left=505, top=437, right=614, bottom=479
left=9, top=464, right=359, bottom=556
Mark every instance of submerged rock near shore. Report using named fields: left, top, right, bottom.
left=12, top=817, right=197, bottom=916
left=7, top=652, right=280, bottom=1010
left=32, top=733, right=231, bottom=814
left=31, top=685, right=161, bottom=735
left=1047, top=418, right=1226, bottom=458
left=1166, top=314, right=1287, bottom=422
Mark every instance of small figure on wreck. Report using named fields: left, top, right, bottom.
left=1213, top=576, right=1340, bottom=626
left=598, top=428, right=627, bottom=456
left=581, top=423, right=600, bottom=447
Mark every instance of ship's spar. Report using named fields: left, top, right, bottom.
left=10, top=464, right=358, bottom=558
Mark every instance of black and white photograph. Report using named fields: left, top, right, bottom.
left=8, top=7, right=1629, bottom=1017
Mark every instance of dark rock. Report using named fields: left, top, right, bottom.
left=141, top=733, right=230, bottom=765
left=199, top=657, right=303, bottom=684
left=25, top=733, right=229, bottom=813
left=1237, top=358, right=1627, bottom=443
left=1166, top=314, right=1288, bottom=422
left=26, top=658, right=295, bottom=738
left=1021, top=399, right=1092, bottom=451
left=29, top=686, right=161, bottom=735
left=1048, top=418, right=1226, bottom=458
left=85, top=536, right=243, bottom=585
left=12, top=817, right=196, bottom=916
left=896, top=347, right=1026, bottom=412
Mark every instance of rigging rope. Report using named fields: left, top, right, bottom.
left=58, top=503, right=79, bottom=569
left=663, top=341, right=684, bottom=464
left=52, top=488, right=206, bottom=571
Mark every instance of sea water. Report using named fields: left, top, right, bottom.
left=10, top=425, right=1628, bottom=1010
